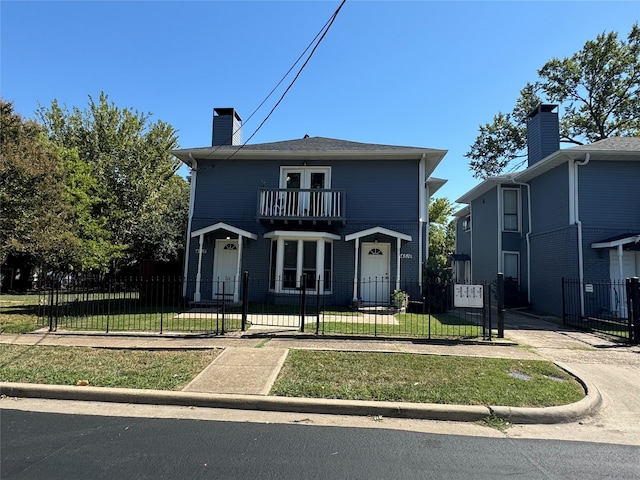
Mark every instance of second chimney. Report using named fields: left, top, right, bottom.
left=212, top=108, right=242, bottom=146
left=526, top=104, right=559, bottom=167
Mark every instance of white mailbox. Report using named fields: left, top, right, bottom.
left=454, top=284, right=484, bottom=308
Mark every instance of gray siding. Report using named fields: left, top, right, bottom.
left=455, top=217, right=471, bottom=255
left=470, top=189, right=498, bottom=283
left=529, top=162, right=570, bottom=233
left=186, top=157, right=424, bottom=304
left=529, top=226, right=578, bottom=316
left=579, top=160, right=640, bottom=230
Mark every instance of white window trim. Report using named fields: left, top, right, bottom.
left=462, top=214, right=471, bottom=232
left=266, top=231, right=339, bottom=294
left=279, top=166, right=332, bottom=189
left=502, top=251, right=520, bottom=284
left=502, top=188, right=521, bottom=233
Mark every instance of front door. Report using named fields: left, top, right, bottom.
left=213, top=239, right=238, bottom=300
left=360, top=242, right=390, bottom=305
left=609, top=249, right=640, bottom=316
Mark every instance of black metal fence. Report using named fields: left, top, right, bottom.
left=37, top=273, right=504, bottom=340
left=562, top=277, right=640, bottom=343
left=38, top=276, right=237, bottom=335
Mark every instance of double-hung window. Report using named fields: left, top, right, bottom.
left=502, top=189, right=520, bottom=232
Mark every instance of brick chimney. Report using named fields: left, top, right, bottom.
left=212, top=108, right=242, bottom=146
left=526, top=104, right=559, bottom=166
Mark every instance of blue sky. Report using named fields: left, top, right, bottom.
left=2, top=0, right=638, bottom=206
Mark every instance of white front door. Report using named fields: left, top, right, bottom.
left=609, top=249, right=640, bottom=316
left=360, top=242, right=390, bottom=305
left=213, top=239, right=238, bottom=299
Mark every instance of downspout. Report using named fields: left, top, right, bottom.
left=182, top=153, right=198, bottom=297
left=419, top=153, right=427, bottom=290
left=574, top=153, right=591, bottom=316
left=509, top=178, right=531, bottom=303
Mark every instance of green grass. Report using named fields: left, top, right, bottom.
left=316, top=313, right=484, bottom=339
left=271, top=350, right=585, bottom=407
left=0, top=293, right=43, bottom=333
left=51, top=312, right=243, bottom=334
left=0, top=344, right=220, bottom=390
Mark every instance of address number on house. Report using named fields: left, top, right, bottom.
left=400, top=253, right=413, bottom=259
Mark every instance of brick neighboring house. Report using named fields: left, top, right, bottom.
left=172, top=108, right=447, bottom=307
left=453, top=104, right=640, bottom=316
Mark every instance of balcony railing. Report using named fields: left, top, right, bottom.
left=257, top=189, right=345, bottom=222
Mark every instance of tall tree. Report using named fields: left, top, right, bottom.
left=0, top=99, right=80, bottom=272
left=36, top=93, right=189, bottom=270
left=426, top=197, right=456, bottom=282
left=467, top=23, right=640, bottom=178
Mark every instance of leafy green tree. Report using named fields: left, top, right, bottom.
left=0, top=99, right=80, bottom=272
left=426, top=197, right=456, bottom=283
left=36, top=93, right=189, bottom=270
left=467, top=23, right=640, bottom=178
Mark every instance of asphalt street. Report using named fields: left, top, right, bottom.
left=2, top=409, right=639, bottom=480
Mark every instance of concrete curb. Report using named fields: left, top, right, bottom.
left=489, top=363, right=603, bottom=424
left=0, top=382, right=490, bottom=422
left=0, top=371, right=601, bottom=424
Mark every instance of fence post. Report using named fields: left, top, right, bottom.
left=241, top=271, right=249, bottom=331
left=48, top=281, right=55, bottom=332
left=300, top=274, right=307, bottom=332
left=316, top=278, right=321, bottom=335
left=221, top=281, right=226, bottom=334
left=496, top=272, right=504, bottom=338
left=106, top=277, right=111, bottom=334
left=627, top=277, right=640, bottom=344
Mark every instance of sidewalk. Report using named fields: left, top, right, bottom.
left=1, top=312, right=639, bottom=428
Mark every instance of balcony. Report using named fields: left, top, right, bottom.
left=257, top=189, right=346, bottom=224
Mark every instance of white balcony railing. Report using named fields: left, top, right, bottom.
left=258, top=189, right=345, bottom=220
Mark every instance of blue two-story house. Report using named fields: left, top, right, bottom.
left=173, top=108, right=447, bottom=307
left=453, top=104, right=640, bottom=317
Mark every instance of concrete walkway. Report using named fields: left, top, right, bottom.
left=1, top=311, right=639, bottom=433
left=183, top=347, right=289, bottom=395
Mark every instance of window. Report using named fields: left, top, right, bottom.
left=267, top=233, right=334, bottom=293
left=279, top=167, right=332, bottom=217
left=503, top=189, right=519, bottom=231
left=503, top=252, right=519, bottom=283
left=462, top=214, right=471, bottom=232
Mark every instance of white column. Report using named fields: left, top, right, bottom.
left=235, top=236, right=243, bottom=303
left=396, top=237, right=401, bottom=291
left=353, top=238, right=360, bottom=300
left=296, top=239, right=304, bottom=288
left=194, top=234, right=204, bottom=302
left=316, top=238, right=324, bottom=292
left=276, top=238, right=285, bottom=293
left=618, top=245, right=624, bottom=279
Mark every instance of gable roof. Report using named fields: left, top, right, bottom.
left=172, top=136, right=447, bottom=168
left=456, top=137, right=640, bottom=203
